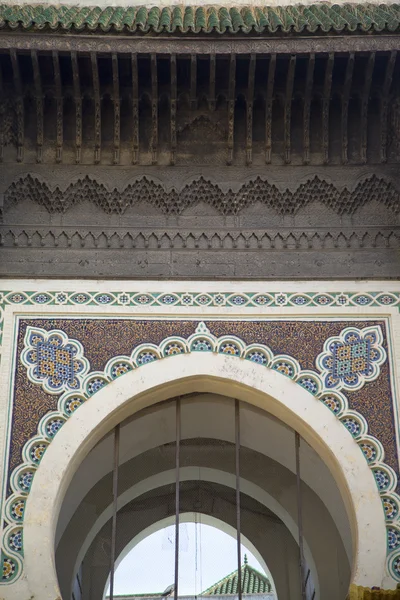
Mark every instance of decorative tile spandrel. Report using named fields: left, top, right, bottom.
left=316, top=326, right=386, bottom=392
left=21, top=327, right=90, bottom=395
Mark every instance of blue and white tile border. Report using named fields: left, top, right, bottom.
left=1, top=319, right=400, bottom=584
left=1, top=287, right=400, bottom=362
left=1, top=289, right=400, bottom=311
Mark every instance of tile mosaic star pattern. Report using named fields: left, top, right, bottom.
left=2, top=321, right=399, bottom=585
left=21, top=327, right=90, bottom=394
left=316, top=326, right=386, bottom=391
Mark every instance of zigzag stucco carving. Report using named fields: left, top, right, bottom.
left=4, top=173, right=400, bottom=216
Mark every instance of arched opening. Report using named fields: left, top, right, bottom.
left=107, top=518, right=273, bottom=598
left=17, top=353, right=387, bottom=600
left=58, top=395, right=335, bottom=600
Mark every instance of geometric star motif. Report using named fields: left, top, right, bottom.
left=316, top=325, right=386, bottom=391
left=21, top=327, right=90, bottom=395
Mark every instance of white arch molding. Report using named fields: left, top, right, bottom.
left=8, top=353, right=387, bottom=600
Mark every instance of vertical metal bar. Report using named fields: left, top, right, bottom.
left=235, top=400, right=242, bottom=600
left=109, top=423, right=120, bottom=600
left=295, top=431, right=306, bottom=600
left=174, top=398, right=181, bottom=600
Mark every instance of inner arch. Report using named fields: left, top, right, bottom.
left=105, top=514, right=277, bottom=599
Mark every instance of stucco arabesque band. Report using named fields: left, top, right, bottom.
left=0, top=319, right=398, bottom=591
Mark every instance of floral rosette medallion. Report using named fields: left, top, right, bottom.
left=21, top=327, right=90, bottom=394
left=316, top=325, right=386, bottom=392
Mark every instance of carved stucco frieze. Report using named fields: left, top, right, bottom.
left=3, top=173, right=400, bottom=217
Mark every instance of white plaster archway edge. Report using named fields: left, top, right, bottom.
left=15, top=351, right=388, bottom=600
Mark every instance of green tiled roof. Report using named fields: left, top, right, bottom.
left=0, top=3, right=400, bottom=33
left=202, top=557, right=271, bottom=595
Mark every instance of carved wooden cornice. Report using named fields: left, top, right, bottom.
left=2, top=32, right=400, bottom=54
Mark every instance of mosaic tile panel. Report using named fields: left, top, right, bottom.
left=316, top=326, right=386, bottom=391
left=0, top=289, right=399, bottom=586
left=20, top=328, right=89, bottom=394
left=9, top=318, right=395, bottom=478
left=2, top=319, right=399, bottom=585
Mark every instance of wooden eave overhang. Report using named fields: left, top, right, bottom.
left=1, top=3, right=399, bottom=166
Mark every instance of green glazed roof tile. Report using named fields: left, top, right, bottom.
left=0, top=3, right=400, bottom=34
left=202, top=558, right=272, bottom=595
left=207, top=6, right=220, bottom=31
left=183, top=6, right=194, bottom=30
left=230, top=7, right=245, bottom=31
left=266, top=6, right=285, bottom=31
left=380, top=3, right=400, bottom=30
left=194, top=6, right=205, bottom=31
left=121, top=7, right=137, bottom=28
left=72, top=6, right=92, bottom=29
left=243, top=7, right=257, bottom=29
left=219, top=6, right=232, bottom=31
left=135, top=5, right=148, bottom=29
left=253, top=7, right=268, bottom=31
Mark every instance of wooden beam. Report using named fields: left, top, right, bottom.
left=190, top=54, right=197, bottom=110
left=52, top=51, right=63, bottom=163
left=227, top=54, right=236, bottom=165
left=380, top=51, right=396, bottom=163
left=284, top=56, right=296, bottom=164
left=131, top=53, right=139, bottom=164
left=112, top=54, right=120, bottom=164
left=91, top=52, right=101, bottom=164
left=151, top=53, right=158, bottom=165
left=2, top=32, right=400, bottom=56
left=71, top=51, right=82, bottom=163
left=360, top=52, right=375, bottom=163
left=246, top=54, right=256, bottom=166
left=10, top=49, right=24, bottom=162
left=170, top=54, right=177, bottom=165
left=341, top=52, right=354, bottom=164
left=322, top=53, right=334, bottom=164
left=265, top=54, right=276, bottom=164
left=209, top=54, right=216, bottom=111
left=31, top=50, right=44, bottom=163
left=303, top=53, right=315, bottom=165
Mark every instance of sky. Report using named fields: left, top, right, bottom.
left=109, top=522, right=267, bottom=596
